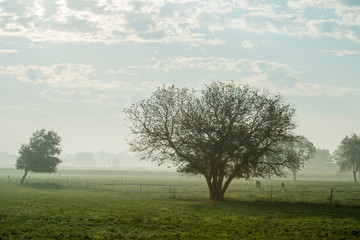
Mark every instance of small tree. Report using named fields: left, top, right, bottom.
left=16, top=129, right=62, bottom=184
left=283, top=136, right=315, bottom=181
left=260, top=136, right=315, bottom=181
left=125, top=82, right=296, bottom=201
left=335, top=133, right=360, bottom=183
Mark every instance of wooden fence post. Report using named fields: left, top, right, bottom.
left=329, top=188, right=334, bottom=205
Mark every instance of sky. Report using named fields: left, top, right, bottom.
left=0, top=0, right=359, bottom=156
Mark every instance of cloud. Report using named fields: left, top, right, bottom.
left=0, top=63, right=99, bottom=87
left=0, top=0, right=359, bottom=45
left=38, top=80, right=162, bottom=105
left=0, top=0, right=226, bottom=46
left=325, top=49, right=360, bottom=56
left=111, top=56, right=298, bottom=76
left=0, top=62, right=163, bottom=93
left=0, top=104, right=42, bottom=112
left=241, top=41, right=256, bottom=49
left=39, top=89, right=92, bottom=102
left=109, top=56, right=358, bottom=97
left=278, top=82, right=357, bottom=97
left=106, top=68, right=128, bottom=75
left=0, top=49, right=18, bottom=53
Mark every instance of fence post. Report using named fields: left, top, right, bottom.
left=329, top=188, right=334, bottom=205
left=271, top=186, right=273, bottom=201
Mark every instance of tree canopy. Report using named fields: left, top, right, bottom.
left=125, top=82, right=297, bottom=200
left=261, top=135, right=315, bottom=181
left=16, top=129, right=62, bottom=184
left=282, top=136, right=315, bottom=181
left=335, top=133, right=360, bottom=183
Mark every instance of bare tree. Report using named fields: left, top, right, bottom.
left=125, top=82, right=296, bottom=201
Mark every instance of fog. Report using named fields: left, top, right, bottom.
left=0, top=148, right=340, bottom=177
left=0, top=150, right=175, bottom=172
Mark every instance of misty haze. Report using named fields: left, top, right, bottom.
left=1, top=0, right=360, bottom=239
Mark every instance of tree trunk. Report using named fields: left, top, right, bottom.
left=209, top=184, right=224, bottom=201
left=293, top=172, right=297, bottom=181
left=206, top=175, right=225, bottom=201
left=20, top=170, right=28, bottom=184
left=353, top=171, right=357, bottom=183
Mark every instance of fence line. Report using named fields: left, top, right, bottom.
left=1, top=175, right=360, bottom=205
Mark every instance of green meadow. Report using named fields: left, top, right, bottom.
left=1, top=169, right=360, bottom=239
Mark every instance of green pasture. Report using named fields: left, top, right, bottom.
left=1, top=169, right=360, bottom=239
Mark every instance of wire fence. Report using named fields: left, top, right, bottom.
left=1, top=174, right=360, bottom=206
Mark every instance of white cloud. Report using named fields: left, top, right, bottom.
left=241, top=41, right=256, bottom=49
left=0, top=0, right=359, bottom=45
left=0, top=64, right=98, bottom=88
left=325, top=49, right=360, bottom=56
left=0, top=104, right=42, bottom=112
left=109, top=56, right=358, bottom=97
left=39, top=89, right=92, bottom=102
left=0, top=63, right=163, bottom=97
left=106, top=68, right=128, bottom=75
left=25, top=0, right=45, bottom=19
left=113, top=56, right=298, bottom=76
left=81, top=95, right=120, bottom=106
left=0, top=49, right=18, bottom=54
left=278, top=82, right=357, bottom=97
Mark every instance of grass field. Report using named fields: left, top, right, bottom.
left=1, top=169, right=360, bottom=239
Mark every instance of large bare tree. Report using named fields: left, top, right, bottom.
left=125, top=82, right=297, bottom=201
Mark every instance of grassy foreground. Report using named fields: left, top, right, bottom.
left=1, top=175, right=360, bottom=239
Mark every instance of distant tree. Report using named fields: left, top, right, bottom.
left=335, top=134, right=360, bottom=183
left=305, top=149, right=337, bottom=174
left=314, top=149, right=332, bottom=165
left=125, top=82, right=296, bottom=201
left=261, top=136, right=315, bottom=181
left=73, top=152, right=96, bottom=167
left=283, top=136, right=315, bottom=181
left=16, top=129, right=62, bottom=184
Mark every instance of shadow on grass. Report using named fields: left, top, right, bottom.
left=180, top=199, right=360, bottom=221
left=20, top=182, right=66, bottom=190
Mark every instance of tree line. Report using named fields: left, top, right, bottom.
left=15, top=82, right=360, bottom=200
